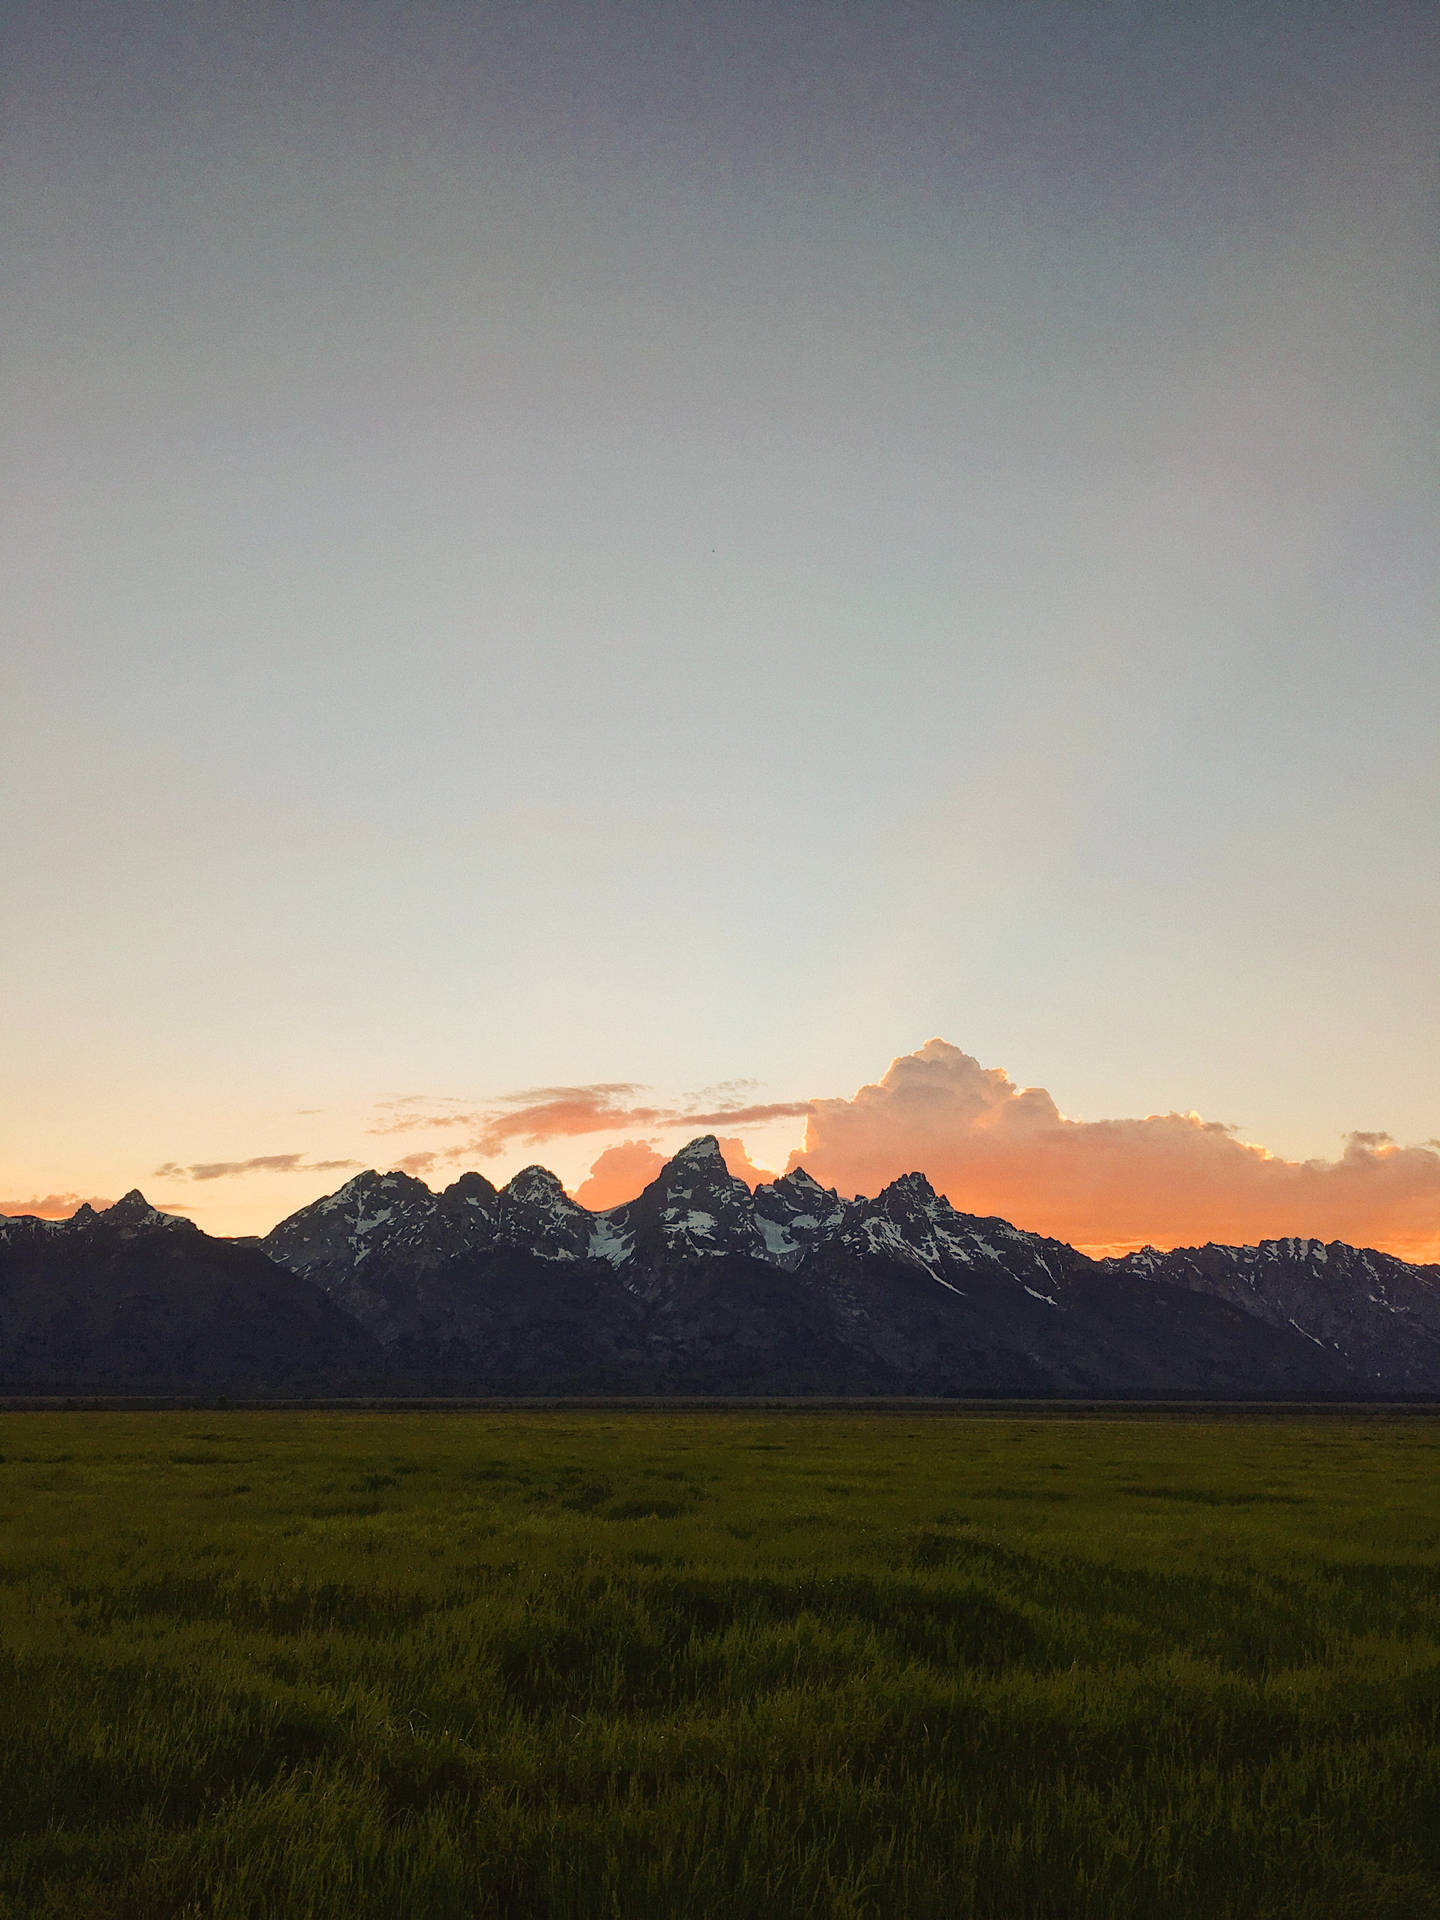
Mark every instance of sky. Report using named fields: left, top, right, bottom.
left=3, top=2, right=1437, bottom=1254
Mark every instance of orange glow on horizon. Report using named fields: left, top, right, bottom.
left=10, top=1043, right=1438, bottom=1266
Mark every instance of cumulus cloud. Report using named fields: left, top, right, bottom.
left=155, top=1155, right=362, bottom=1182
left=715, top=1137, right=779, bottom=1190
left=0, top=1192, right=113, bottom=1219
left=573, top=1140, right=667, bottom=1209
left=787, top=1040, right=1440, bottom=1261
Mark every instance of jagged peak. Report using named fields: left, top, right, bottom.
left=770, top=1165, right=836, bottom=1199
left=1159, top=1237, right=1338, bottom=1262
left=782, top=1164, right=826, bottom=1188
left=671, top=1134, right=725, bottom=1165
left=655, top=1138, right=753, bottom=1198
left=880, top=1171, right=942, bottom=1204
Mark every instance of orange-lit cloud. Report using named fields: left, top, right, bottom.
left=787, top=1040, right=1440, bottom=1262
left=573, top=1140, right=667, bottom=1209
left=369, top=1083, right=813, bottom=1164
left=0, top=1193, right=113, bottom=1220
left=715, top=1137, right=778, bottom=1190
left=473, top=1088, right=666, bottom=1153
left=155, top=1155, right=362, bottom=1182
left=391, top=1150, right=444, bottom=1177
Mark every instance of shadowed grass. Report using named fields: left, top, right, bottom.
left=0, top=1410, right=1439, bottom=1916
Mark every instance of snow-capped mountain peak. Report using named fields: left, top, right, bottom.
left=669, top=1134, right=727, bottom=1166
left=608, top=1135, right=769, bottom=1266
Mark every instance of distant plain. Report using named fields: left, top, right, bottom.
left=2, top=1411, right=1439, bottom=1918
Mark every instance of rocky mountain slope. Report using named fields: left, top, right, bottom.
left=3, top=1139, right=1437, bottom=1394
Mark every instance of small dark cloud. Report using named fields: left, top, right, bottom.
left=158, top=1154, right=363, bottom=1182
left=673, top=1101, right=813, bottom=1130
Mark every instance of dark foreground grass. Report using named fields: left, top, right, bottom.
left=1, top=1412, right=1439, bottom=1918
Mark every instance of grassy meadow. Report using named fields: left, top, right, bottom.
left=1, top=1409, right=1439, bottom=1917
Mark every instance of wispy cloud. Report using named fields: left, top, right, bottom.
left=786, top=1040, right=1440, bottom=1262
left=365, top=1081, right=812, bottom=1161
left=683, top=1078, right=762, bottom=1105
left=670, top=1102, right=812, bottom=1132
left=466, top=1090, right=811, bottom=1157
left=155, top=1155, right=362, bottom=1183
left=366, top=1094, right=481, bottom=1136
left=468, top=1088, right=665, bottom=1154
left=391, top=1150, right=444, bottom=1176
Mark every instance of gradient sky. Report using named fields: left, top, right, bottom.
left=4, top=2, right=1437, bottom=1246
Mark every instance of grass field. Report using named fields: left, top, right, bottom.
left=2, top=1410, right=1439, bottom=1918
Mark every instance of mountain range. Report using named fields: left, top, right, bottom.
left=3, top=1137, right=1438, bottom=1395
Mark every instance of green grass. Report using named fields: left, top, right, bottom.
left=1, top=1411, right=1439, bottom=1917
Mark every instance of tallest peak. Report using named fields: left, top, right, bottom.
left=673, top=1135, right=723, bottom=1163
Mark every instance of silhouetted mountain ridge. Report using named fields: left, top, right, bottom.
left=3, top=1142, right=1438, bottom=1394
left=0, top=1192, right=378, bottom=1392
